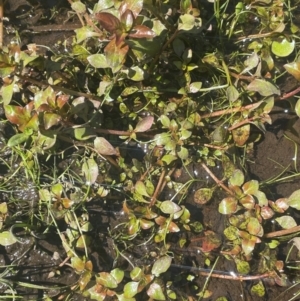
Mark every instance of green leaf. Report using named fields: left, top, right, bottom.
left=275, top=216, right=297, bottom=229
left=247, top=217, right=264, bottom=237
left=79, top=270, right=92, bottom=291
left=94, top=137, right=116, bottom=155
left=159, top=115, right=170, bottom=128
left=242, top=180, right=259, bottom=195
left=71, top=257, right=86, bottom=272
left=295, top=99, right=300, bottom=117
left=43, top=112, right=61, bottom=130
left=287, top=189, right=300, bottom=210
left=121, top=86, right=139, bottom=96
left=251, top=281, right=265, bottom=297
left=73, top=127, right=96, bottom=140
left=243, top=52, right=259, bottom=72
left=151, top=256, right=172, bottom=277
left=226, top=85, right=239, bottom=102
left=223, top=226, right=239, bottom=240
left=0, top=53, right=15, bottom=77
left=235, top=258, right=250, bottom=274
left=180, top=129, right=192, bottom=140
left=1, top=80, right=14, bottom=105
left=173, top=38, right=185, bottom=57
left=96, top=272, right=118, bottom=289
left=88, top=54, right=109, bottom=69
left=194, top=188, right=213, bottom=204
left=253, top=190, right=268, bottom=207
left=271, top=38, right=295, bottom=57
left=135, top=181, right=150, bottom=197
left=7, top=132, right=31, bottom=147
left=20, top=51, right=39, bottom=67
left=161, top=154, right=178, bottom=165
left=178, top=14, right=195, bottom=31
left=229, top=169, right=244, bottom=187
left=71, top=1, right=86, bottom=13
left=75, top=26, right=100, bottom=43
left=51, top=183, right=63, bottom=196
left=130, top=267, right=143, bottom=281
left=124, top=282, right=139, bottom=298
left=111, top=268, right=124, bottom=284
left=177, top=146, right=189, bottom=160
left=218, top=197, right=238, bottom=215
left=0, top=231, right=17, bottom=246
left=247, top=79, right=280, bottom=96
left=160, top=201, right=181, bottom=214
left=284, top=62, right=300, bottom=81
left=147, top=283, right=166, bottom=300
left=189, top=82, right=202, bottom=93
left=82, top=158, right=99, bottom=185
left=128, top=66, right=145, bottom=81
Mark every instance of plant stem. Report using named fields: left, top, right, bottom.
left=201, top=85, right=300, bottom=119
left=19, top=75, right=103, bottom=102
left=171, top=264, right=274, bottom=281
left=201, top=162, right=233, bottom=195
left=150, top=168, right=166, bottom=206
left=265, top=225, right=300, bottom=238
left=149, top=29, right=179, bottom=74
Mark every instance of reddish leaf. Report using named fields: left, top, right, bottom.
left=239, top=194, right=255, bottom=210
left=128, top=25, right=156, bottom=39
left=260, top=206, right=274, bottom=220
left=104, top=37, right=129, bottom=73
left=94, top=137, right=117, bottom=155
left=242, top=236, right=256, bottom=256
left=168, top=221, right=180, bottom=232
left=95, top=12, right=122, bottom=34
left=56, top=94, right=70, bottom=109
left=119, top=0, right=143, bottom=18
left=232, top=124, right=250, bottom=146
left=4, top=105, right=29, bottom=127
left=219, top=197, right=238, bottom=215
left=121, top=9, right=134, bottom=32
left=134, top=116, right=154, bottom=132
left=198, top=230, right=222, bottom=252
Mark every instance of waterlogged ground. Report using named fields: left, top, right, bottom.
left=2, top=0, right=300, bottom=300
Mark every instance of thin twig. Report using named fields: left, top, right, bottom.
left=150, top=169, right=166, bottom=207
left=201, top=162, right=233, bottom=195
left=265, top=225, right=300, bottom=238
